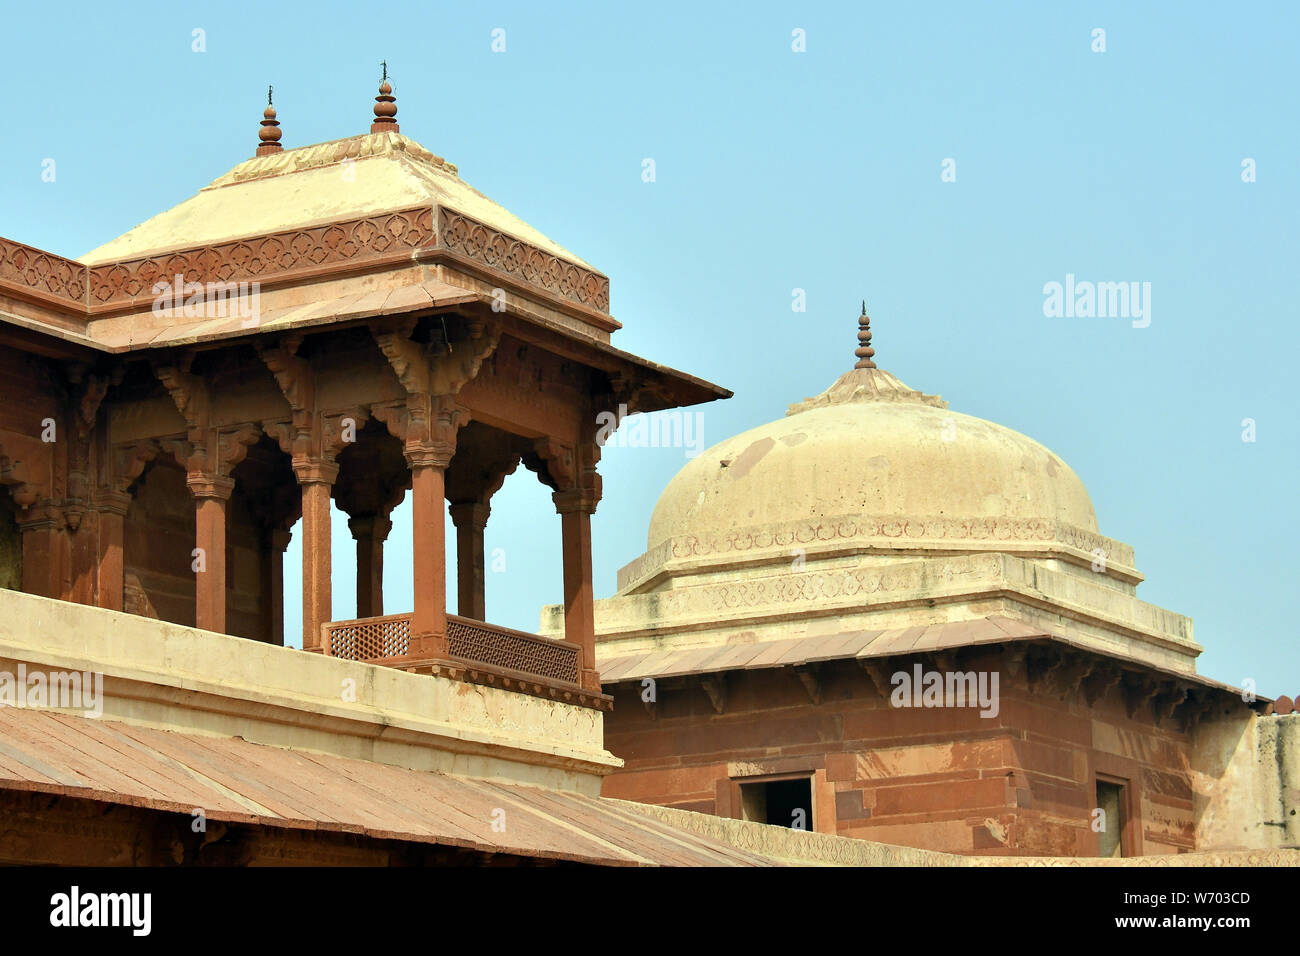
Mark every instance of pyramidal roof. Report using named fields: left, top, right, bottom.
left=81, top=131, right=594, bottom=270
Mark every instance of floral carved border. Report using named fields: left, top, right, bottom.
left=85, top=207, right=436, bottom=307
left=0, top=238, right=87, bottom=305
left=619, top=514, right=1137, bottom=592
left=438, top=208, right=610, bottom=314
left=2, top=205, right=613, bottom=320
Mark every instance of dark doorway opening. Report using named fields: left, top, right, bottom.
left=1096, top=779, right=1125, bottom=857
left=739, top=777, right=814, bottom=830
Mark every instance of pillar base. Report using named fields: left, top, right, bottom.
left=407, top=632, right=450, bottom=660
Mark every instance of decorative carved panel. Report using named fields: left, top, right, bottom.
left=86, top=207, right=436, bottom=307
left=438, top=208, right=610, bottom=314
left=0, top=239, right=87, bottom=305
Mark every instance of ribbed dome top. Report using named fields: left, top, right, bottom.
left=647, top=365, right=1098, bottom=549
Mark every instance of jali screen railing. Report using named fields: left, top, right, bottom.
left=322, top=612, right=581, bottom=688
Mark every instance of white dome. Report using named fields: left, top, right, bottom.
left=648, top=366, right=1098, bottom=549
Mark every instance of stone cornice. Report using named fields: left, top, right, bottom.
left=579, top=552, right=1198, bottom=665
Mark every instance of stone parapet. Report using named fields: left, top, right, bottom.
left=0, top=589, right=621, bottom=795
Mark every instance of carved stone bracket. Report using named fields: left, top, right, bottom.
left=1153, top=682, right=1188, bottom=723
left=796, top=665, right=823, bottom=706
left=604, top=370, right=673, bottom=417
left=153, top=356, right=262, bottom=489
left=700, top=674, right=727, bottom=715
left=1082, top=662, right=1122, bottom=707
left=371, top=314, right=501, bottom=399
left=545, top=438, right=602, bottom=515
left=0, top=451, right=43, bottom=510
left=1121, top=672, right=1159, bottom=719
left=110, top=439, right=162, bottom=495
left=372, top=394, right=469, bottom=469
left=860, top=659, right=894, bottom=699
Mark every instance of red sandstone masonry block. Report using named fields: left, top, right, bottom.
left=1141, top=766, right=1194, bottom=802
left=670, top=712, right=842, bottom=757
left=600, top=763, right=724, bottom=804
left=605, top=726, right=684, bottom=763
left=1012, top=812, right=1088, bottom=856
left=835, top=789, right=871, bottom=821
left=1018, top=776, right=1091, bottom=816
left=995, top=697, right=1093, bottom=748
left=844, top=819, right=975, bottom=853
left=872, top=777, right=1011, bottom=816
left=825, top=751, right=857, bottom=782
left=1007, top=736, right=1080, bottom=782
left=841, top=701, right=993, bottom=741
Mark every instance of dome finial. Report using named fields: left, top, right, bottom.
left=371, top=61, right=399, bottom=134
left=853, top=300, right=877, bottom=369
left=256, top=85, right=283, bottom=157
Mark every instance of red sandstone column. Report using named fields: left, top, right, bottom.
left=349, top=514, right=391, bottom=619
left=94, top=491, right=132, bottom=611
left=294, top=460, right=338, bottom=652
left=17, top=507, right=71, bottom=600
left=268, top=527, right=291, bottom=646
left=448, top=502, right=489, bottom=621
left=188, top=475, right=234, bottom=634
left=554, top=491, right=599, bottom=691
left=408, top=454, right=449, bottom=659
left=68, top=515, right=97, bottom=606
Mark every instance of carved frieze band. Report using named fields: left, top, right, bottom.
left=86, top=207, right=435, bottom=307
left=438, top=208, right=610, bottom=314
left=0, top=238, right=87, bottom=305
left=2, top=205, right=611, bottom=319
left=619, top=515, right=1137, bottom=592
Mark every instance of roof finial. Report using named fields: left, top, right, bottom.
left=371, top=62, right=399, bottom=134
left=853, top=300, right=877, bottom=369
left=256, top=85, right=283, bottom=157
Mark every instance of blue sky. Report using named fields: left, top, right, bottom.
left=4, top=1, right=1296, bottom=690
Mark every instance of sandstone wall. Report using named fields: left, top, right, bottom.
left=602, top=645, right=1222, bottom=857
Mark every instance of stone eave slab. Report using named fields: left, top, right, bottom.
left=593, top=614, right=1243, bottom=700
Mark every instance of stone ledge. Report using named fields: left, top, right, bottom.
left=0, top=590, right=621, bottom=794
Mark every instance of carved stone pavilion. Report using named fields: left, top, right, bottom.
left=0, top=84, right=727, bottom=703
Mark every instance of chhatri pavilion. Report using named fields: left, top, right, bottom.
left=0, top=81, right=1294, bottom=865
left=0, top=82, right=727, bottom=699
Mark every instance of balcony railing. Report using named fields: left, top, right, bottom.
left=322, top=612, right=583, bottom=689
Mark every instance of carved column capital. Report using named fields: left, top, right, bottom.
left=546, top=438, right=602, bottom=515
left=269, top=527, right=293, bottom=553
left=13, top=502, right=68, bottom=532
left=552, top=488, right=599, bottom=516
left=90, top=489, right=134, bottom=516
left=448, top=501, right=491, bottom=531
left=186, top=474, right=236, bottom=500
left=292, top=458, right=340, bottom=486
left=348, top=514, right=394, bottom=543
